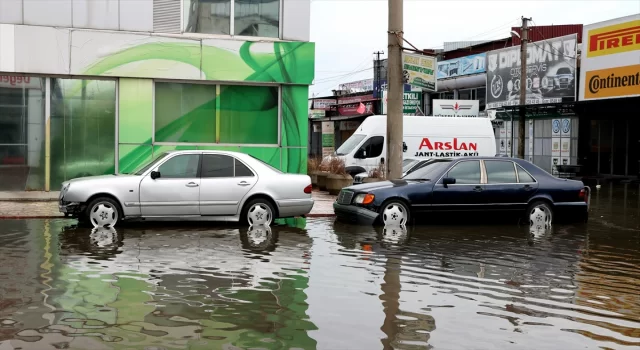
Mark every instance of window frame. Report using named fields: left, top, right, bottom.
left=482, top=160, right=519, bottom=185
left=152, top=80, right=281, bottom=147
left=358, top=136, right=385, bottom=159
left=180, top=0, right=283, bottom=40
left=515, top=163, right=538, bottom=184
left=437, top=160, right=484, bottom=185
left=154, top=153, right=202, bottom=179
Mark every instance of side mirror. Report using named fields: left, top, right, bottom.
left=150, top=171, right=161, bottom=180
left=442, top=177, right=456, bottom=188
left=355, top=149, right=366, bottom=159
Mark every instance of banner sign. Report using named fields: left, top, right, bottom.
left=308, top=109, right=325, bottom=119
left=337, top=94, right=375, bottom=116
left=339, top=79, right=374, bottom=92
left=432, top=100, right=480, bottom=117
left=402, top=53, right=437, bottom=91
left=437, top=53, right=486, bottom=79
left=551, top=118, right=572, bottom=176
left=312, top=98, right=336, bottom=110
left=579, top=14, right=640, bottom=101
left=486, top=34, right=578, bottom=109
left=321, top=122, right=335, bottom=157
left=382, top=91, right=424, bottom=115
left=373, top=79, right=413, bottom=98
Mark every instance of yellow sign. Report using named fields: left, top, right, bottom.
left=584, top=64, right=640, bottom=99
left=587, top=19, right=640, bottom=58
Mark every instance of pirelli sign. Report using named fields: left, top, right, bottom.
left=580, top=14, right=640, bottom=101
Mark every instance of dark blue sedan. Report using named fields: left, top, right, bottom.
left=333, top=157, right=590, bottom=225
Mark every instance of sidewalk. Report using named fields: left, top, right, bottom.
left=0, top=191, right=336, bottom=219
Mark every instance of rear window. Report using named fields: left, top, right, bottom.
left=250, top=156, right=283, bottom=174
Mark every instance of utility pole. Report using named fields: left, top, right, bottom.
left=387, top=0, right=403, bottom=179
left=374, top=51, right=384, bottom=113
left=518, top=16, right=530, bottom=159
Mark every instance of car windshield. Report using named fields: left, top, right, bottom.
left=335, top=134, right=366, bottom=155
left=132, top=152, right=169, bottom=175
left=250, top=155, right=283, bottom=174
left=402, top=159, right=452, bottom=181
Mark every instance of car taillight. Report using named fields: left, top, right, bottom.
left=579, top=189, right=586, bottom=202
left=304, top=184, right=312, bottom=194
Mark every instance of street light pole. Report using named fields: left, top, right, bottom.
left=518, top=16, right=530, bottom=159
left=387, top=0, right=403, bottom=179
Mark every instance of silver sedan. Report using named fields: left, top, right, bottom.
left=58, top=150, right=314, bottom=227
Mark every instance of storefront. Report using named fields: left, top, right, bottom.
left=0, top=25, right=314, bottom=191
left=577, top=14, right=640, bottom=178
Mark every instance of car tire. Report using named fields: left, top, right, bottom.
left=242, top=198, right=276, bottom=226
left=527, top=201, right=553, bottom=227
left=84, top=197, right=122, bottom=228
left=379, top=200, right=410, bottom=226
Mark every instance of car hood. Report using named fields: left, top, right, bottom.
left=64, top=174, right=138, bottom=187
left=346, top=179, right=414, bottom=192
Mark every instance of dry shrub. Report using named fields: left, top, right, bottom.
left=307, top=157, right=321, bottom=173
left=328, top=157, right=348, bottom=176
left=368, top=161, right=386, bottom=179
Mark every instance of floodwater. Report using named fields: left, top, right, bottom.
left=0, top=183, right=639, bottom=350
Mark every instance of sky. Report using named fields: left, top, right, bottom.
left=309, top=0, right=640, bottom=97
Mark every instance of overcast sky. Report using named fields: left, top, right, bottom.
left=309, top=0, right=640, bottom=97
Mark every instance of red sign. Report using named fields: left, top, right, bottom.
left=337, top=94, right=375, bottom=116
left=419, top=138, right=478, bottom=151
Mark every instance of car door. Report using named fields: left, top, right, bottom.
left=431, top=160, right=485, bottom=211
left=354, top=136, right=385, bottom=173
left=481, top=160, right=539, bottom=211
left=199, top=154, right=257, bottom=216
left=139, top=153, right=201, bottom=216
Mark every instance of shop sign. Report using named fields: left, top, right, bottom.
left=339, top=79, right=374, bottom=92
left=321, top=122, right=335, bottom=156
left=551, top=118, right=572, bottom=176
left=486, top=34, right=577, bottom=109
left=312, top=98, right=336, bottom=110
left=381, top=91, right=424, bottom=115
left=437, top=53, right=486, bottom=80
left=308, top=109, right=325, bottom=119
left=402, top=53, right=437, bottom=92
left=0, top=75, right=42, bottom=89
left=579, top=14, right=640, bottom=100
left=432, top=100, right=480, bottom=117
left=337, top=94, right=375, bottom=116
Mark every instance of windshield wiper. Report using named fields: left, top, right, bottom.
left=408, top=178, right=430, bottom=182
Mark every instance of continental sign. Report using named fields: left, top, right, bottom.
left=584, top=64, right=640, bottom=99
left=587, top=19, right=640, bottom=58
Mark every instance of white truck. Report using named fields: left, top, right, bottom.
left=331, top=115, right=497, bottom=180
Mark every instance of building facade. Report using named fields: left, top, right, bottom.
left=0, top=0, right=314, bottom=191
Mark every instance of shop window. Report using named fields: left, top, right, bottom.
left=219, top=85, right=278, bottom=144
left=459, top=89, right=472, bottom=100
left=0, top=75, right=46, bottom=191
left=184, top=0, right=280, bottom=38
left=50, top=79, right=116, bottom=190
left=155, top=82, right=217, bottom=143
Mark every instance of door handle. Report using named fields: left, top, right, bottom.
left=473, top=186, right=483, bottom=192
left=238, top=181, right=251, bottom=186
left=523, top=185, right=533, bottom=191
left=186, top=182, right=199, bottom=187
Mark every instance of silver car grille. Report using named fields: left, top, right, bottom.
left=337, top=190, right=354, bottom=205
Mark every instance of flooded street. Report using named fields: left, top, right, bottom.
left=1, top=184, right=639, bottom=349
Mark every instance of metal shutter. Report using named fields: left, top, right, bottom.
left=153, top=0, right=181, bottom=33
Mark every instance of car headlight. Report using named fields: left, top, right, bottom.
left=354, top=193, right=375, bottom=205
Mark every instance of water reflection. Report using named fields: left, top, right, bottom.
left=1, top=184, right=640, bottom=349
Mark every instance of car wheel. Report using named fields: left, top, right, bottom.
left=242, top=198, right=275, bottom=226
left=85, top=197, right=122, bottom=228
left=527, top=201, right=553, bottom=227
left=379, top=200, right=410, bottom=226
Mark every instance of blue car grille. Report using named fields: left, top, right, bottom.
left=337, top=190, right=354, bottom=205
